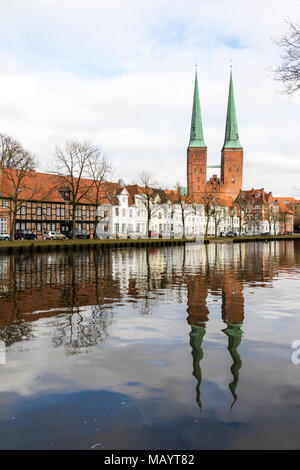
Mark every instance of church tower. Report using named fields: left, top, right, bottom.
left=221, top=70, right=243, bottom=200
left=187, top=71, right=207, bottom=198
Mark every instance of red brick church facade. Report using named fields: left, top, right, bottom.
left=187, top=70, right=243, bottom=204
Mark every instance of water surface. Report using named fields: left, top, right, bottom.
left=0, top=241, right=299, bottom=449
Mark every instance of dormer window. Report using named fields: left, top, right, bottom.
left=59, top=188, right=70, bottom=201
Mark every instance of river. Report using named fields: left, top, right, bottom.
left=0, top=240, right=299, bottom=449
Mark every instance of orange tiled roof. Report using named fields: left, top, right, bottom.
left=235, top=188, right=274, bottom=205
left=275, top=196, right=297, bottom=204
left=0, top=168, right=119, bottom=205
left=278, top=202, right=294, bottom=215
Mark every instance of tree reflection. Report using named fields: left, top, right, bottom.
left=0, top=323, right=34, bottom=347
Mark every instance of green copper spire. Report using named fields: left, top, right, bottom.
left=189, top=70, right=206, bottom=148
left=223, top=71, right=242, bottom=149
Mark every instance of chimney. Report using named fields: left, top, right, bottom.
left=118, top=179, right=125, bottom=187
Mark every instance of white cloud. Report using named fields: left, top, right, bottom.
left=0, top=0, right=299, bottom=195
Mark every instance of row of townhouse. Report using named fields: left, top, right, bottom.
left=234, top=188, right=294, bottom=235
left=0, top=168, right=240, bottom=238
left=0, top=167, right=293, bottom=239
left=0, top=169, right=100, bottom=238
left=97, top=185, right=240, bottom=237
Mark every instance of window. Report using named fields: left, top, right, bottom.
left=0, top=218, right=7, bottom=232
left=18, top=206, right=26, bottom=215
left=52, top=223, right=56, bottom=231
left=56, top=207, right=60, bottom=217
left=129, top=209, right=133, bottom=217
left=1, top=200, right=8, bottom=208
left=36, top=223, right=41, bottom=232
left=122, top=208, right=126, bottom=217
left=86, top=223, right=90, bottom=231
left=104, top=210, right=108, bottom=218
left=76, top=208, right=82, bottom=217
left=46, top=207, right=51, bottom=216
left=47, top=223, right=51, bottom=231
left=86, top=209, right=90, bottom=218
left=37, top=207, right=42, bottom=216
left=115, top=223, right=119, bottom=233
left=115, top=208, right=119, bottom=216
left=122, top=223, right=126, bottom=233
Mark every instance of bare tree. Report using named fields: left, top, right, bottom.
left=137, top=172, right=164, bottom=236
left=234, top=194, right=248, bottom=234
left=210, top=203, right=225, bottom=237
left=278, top=206, right=289, bottom=234
left=273, top=20, right=300, bottom=94
left=53, top=140, right=98, bottom=240
left=199, top=191, right=218, bottom=238
left=0, top=134, right=38, bottom=239
left=294, top=214, right=300, bottom=232
left=87, top=151, right=113, bottom=238
left=174, top=182, right=196, bottom=238
left=265, top=202, right=278, bottom=234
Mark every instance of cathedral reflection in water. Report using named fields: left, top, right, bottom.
left=0, top=240, right=296, bottom=407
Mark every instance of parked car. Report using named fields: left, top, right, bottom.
left=226, top=231, right=237, bottom=237
left=43, top=231, right=58, bottom=240
left=148, top=231, right=162, bottom=238
left=65, top=230, right=90, bottom=240
left=114, top=233, right=128, bottom=239
left=15, top=230, right=37, bottom=240
left=54, top=232, right=66, bottom=240
left=0, top=233, right=10, bottom=241
left=97, top=231, right=111, bottom=239
left=127, top=232, right=141, bottom=239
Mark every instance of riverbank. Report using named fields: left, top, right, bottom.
left=204, top=234, right=300, bottom=244
left=0, top=237, right=193, bottom=254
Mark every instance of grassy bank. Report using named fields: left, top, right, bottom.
left=203, top=234, right=300, bottom=244
left=0, top=237, right=194, bottom=254
left=232, top=234, right=300, bottom=243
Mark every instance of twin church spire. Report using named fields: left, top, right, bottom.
left=187, top=67, right=244, bottom=202
left=189, top=69, right=242, bottom=150
left=189, top=71, right=206, bottom=148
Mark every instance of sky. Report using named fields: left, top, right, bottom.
left=0, top=0, right=300, bottom=196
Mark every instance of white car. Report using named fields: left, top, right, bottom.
left=0, top=233, right=10, bottom=241
left=127, top=232, right=141, bottom=239
left=43, top=231, right=57, bottom=240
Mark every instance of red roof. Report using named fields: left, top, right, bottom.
left=0, top=168, right=120, bottom=205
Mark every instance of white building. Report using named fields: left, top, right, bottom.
left=96, top=185, right=239, bottom=238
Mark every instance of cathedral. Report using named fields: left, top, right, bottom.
left=187, top=70, right=243, bottom=204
